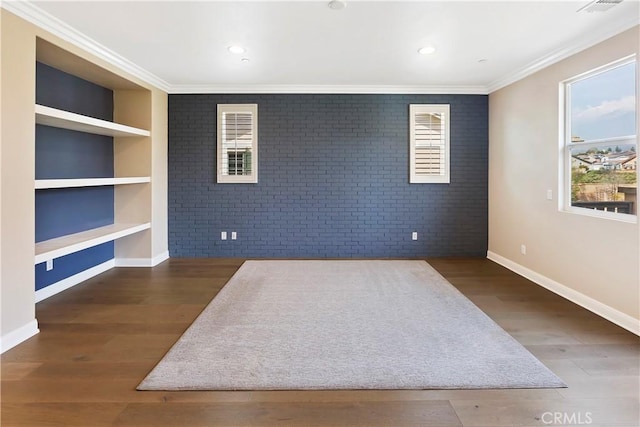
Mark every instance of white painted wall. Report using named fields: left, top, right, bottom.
left=151, top=90, right=169, bottom=263
left=488, top=26, right=640, bottom=333
left=0, top=10, right=39, bottom=352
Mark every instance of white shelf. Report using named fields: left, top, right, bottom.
left=35, top=177, right=150, bottom=189
left=35, top=222, right=151, bottom=264
left=35, top=104, right=150, bottom=137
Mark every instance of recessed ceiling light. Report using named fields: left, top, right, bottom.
left=241, top=58, right=250, bottom=63
left=228, top=46, right=245, bottom=54
left=328, top=0, right=347, bottom=10
left=418, top=46, right=436, bottom=55
left=478, top=59, right=488, bottom=63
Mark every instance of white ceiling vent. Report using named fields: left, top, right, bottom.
left=577, top=0, right=624, bottom=13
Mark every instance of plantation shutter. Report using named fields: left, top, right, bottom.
left=217, top=104, right=258, bottom=183
left=409, top=104, right=450, bottom=183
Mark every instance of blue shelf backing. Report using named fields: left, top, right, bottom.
left=36, top=62, right=113, bottom=121
left=36, top=125, right=113, bottom=179
left=35, top=62, right=116, bottom=292
left=35, top=242, right=114, bottom=291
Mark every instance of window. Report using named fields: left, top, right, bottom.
left=217, top=104, right=258, bottom=183
left=562, top=57, right=637, bottom=220
left=227, top=152, right=252, bottom=176
left=409, top=104, right=450, bottom=183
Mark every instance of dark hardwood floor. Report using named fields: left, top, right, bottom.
left=1, top=258, right=638, bottom=426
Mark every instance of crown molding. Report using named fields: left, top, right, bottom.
left=487, top=15, right=640, bottom=93
left=1, top=0, right=172, bottom=93
left=3, top=1, right=487, bottom=95
left=169, top=84, right=489, bottom=95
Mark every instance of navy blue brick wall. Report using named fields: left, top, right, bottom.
left=169, top=94, right=488, bottom=258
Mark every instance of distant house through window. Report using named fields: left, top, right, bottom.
left=562, top=57, right=637, bottom=219
left=227, top=151, right=252, bottom=176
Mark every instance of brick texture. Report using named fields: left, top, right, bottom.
left=169, top=94, right=488, bottom=257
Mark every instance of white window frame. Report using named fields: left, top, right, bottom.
left=559, top=56, right=637, bottom=223
left=217, top=104, right=258, bottom=184
left=409, top=104, right=450, bottom=184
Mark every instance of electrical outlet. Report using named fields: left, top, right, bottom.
left=46, top=259, right=54, bottom=271
left=546, top=189, right=553, bottom=200
left=221, top=231, right=227, bottom=240
left=231, top=232, right=237, bottom=240
left=412, top=232, right=418, bottom=241
left=520, top=244, right=527, bottom=255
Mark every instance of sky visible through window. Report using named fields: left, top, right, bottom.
left=571, top=61, right=636, bottom=142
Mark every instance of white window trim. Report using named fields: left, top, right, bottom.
left=559, top=56, right=638, bottom=223
left=409, top=104, right=450, bottom=184
left=217, top=103, right=258, bottom=184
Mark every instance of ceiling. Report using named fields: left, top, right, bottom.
left=14, top=1, right=640, bottom=93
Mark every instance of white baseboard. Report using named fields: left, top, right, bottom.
left=4, top=252, right=169, bottom=353
left=487, top=251, right=640, bottom=336
left=35, top=259, right=115, bottom=303
left=1, top=319, right=39, bottom=354
left=152, top=251, right=170, bottom=266
left=34, top=252, right=169, bottom=303
left=115, top=251, right=169, bottom=267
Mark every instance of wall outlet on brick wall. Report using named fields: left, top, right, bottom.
left=221, top=231, right=227, bottom=240
left=412, top=232, right=418, bottom=241
left=231, top=232, right=237, bottom=240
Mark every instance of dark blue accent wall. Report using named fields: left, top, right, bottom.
left=35, top=125, right=113, bottom=179
left=169, top=94, right=488, bottom=258
left=35, top=187, right=115, bottom=242
left=35, top=243, right=114, bottom=290
left=35, top=62, right=115, bottom=290
left=36, top=62, right=113, bottom=120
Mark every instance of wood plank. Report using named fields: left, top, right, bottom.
left=112, top=401, right=462, bottom=427
left=572, top=357, right=640, bottom=376
left=0, top=362, right=42, bottom=381
left=1, top=403, right=126, bottom=427
left=450, top=398, right=640, bottom=427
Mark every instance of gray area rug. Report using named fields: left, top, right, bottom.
left=138, top=260, right=566, bottom=390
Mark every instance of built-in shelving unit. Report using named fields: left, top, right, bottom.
left=35, top=222, right=151, bottom=264
left=34, top=102, right=151, bottom=264
left=35, top=104, right=150, bottom=137
left=34, top=37, right=156, bottom=299
left=35, top=177, right=150, bottom=189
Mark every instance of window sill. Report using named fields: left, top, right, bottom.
left=561, top=206, right=638, bottom=224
